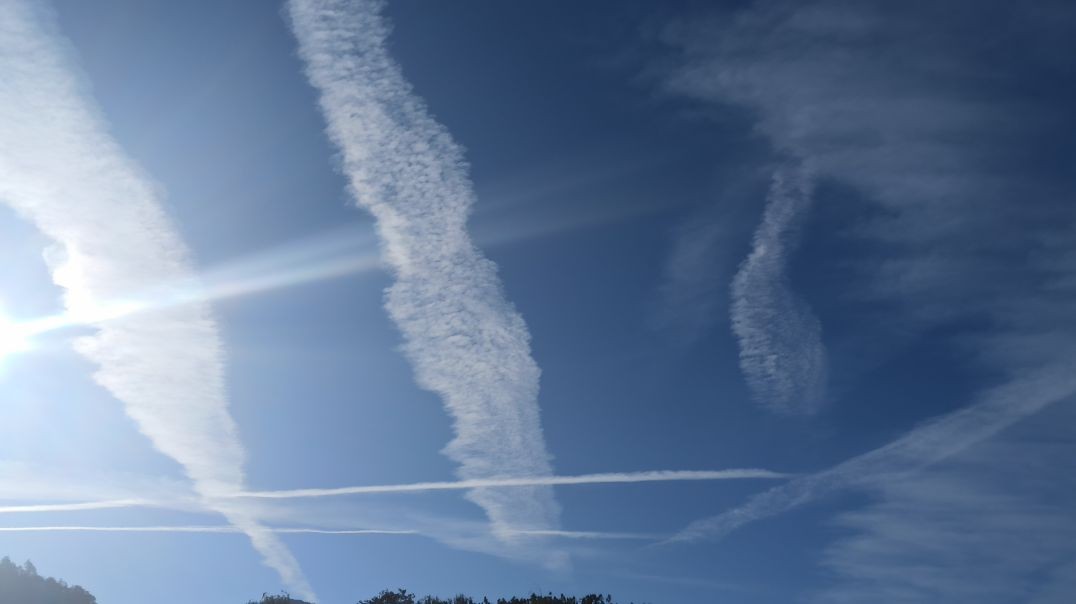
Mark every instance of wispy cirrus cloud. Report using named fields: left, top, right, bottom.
left=666, top=364, right=1076, bottom=544
left=0, top=2, right=313, bottom=599
left=286, top=0, right=562, bottom=554
left=658, top=0, right=1076, bottom=595
left=816, top=438, right=1076, bottom=604
left=730, top=164, right=826, bottom=414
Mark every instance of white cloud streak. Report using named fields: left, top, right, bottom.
left=0, top=3, right=313, bottom=599
left=286, top=0, right=562, bottom=549
left=730, top=164, right=827, bottom=414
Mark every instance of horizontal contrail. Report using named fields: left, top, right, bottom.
left=0, top=525, right=666, bottom=541
left=508, top=529, right=662, bottom=541
left=236, top=469, right=789, bottom=499
left=0, top=499, right=161, bottom=514
left=0, top=469, right=787, bottom=514
left=0, top=525, right=416, bottom=535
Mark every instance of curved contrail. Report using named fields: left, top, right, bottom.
left=730, top=164, right=827, bottom=414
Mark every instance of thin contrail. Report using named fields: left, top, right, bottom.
left=0, top=499, right=161, bottom=514
left=509, top=529, right=662, bottom=541
left=0, top=469, right=787, bottom=514
left=0, top=525, right=662, bottom=541
left=236, top=469, right=789, bottom=500
left=0, top=525, right=417, bottom=535
left=665, top=365, right=1076, bottom=544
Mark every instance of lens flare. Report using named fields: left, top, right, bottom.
left=0, top=312, right=31, bottom=360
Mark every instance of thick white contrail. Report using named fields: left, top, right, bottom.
left=287, top=0, right=562, bottom=546
left=730, top=165, right=827, bottom=414
left=238, top=469, right=788, bottom=499
left=0, top=3, right=313, bottom=599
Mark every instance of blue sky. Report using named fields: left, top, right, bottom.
left=1, top=1, right=1075, bottom=603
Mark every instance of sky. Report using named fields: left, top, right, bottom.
left=1, top=1, right=1075, bottom=603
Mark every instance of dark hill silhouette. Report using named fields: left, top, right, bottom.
left=0, top=556, right=96, bottom=604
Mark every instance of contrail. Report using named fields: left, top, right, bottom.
left=0, top=3, right=313, bottom=599
left=730, top=164, right=827, bottom=415
left=0, top=468, right=787, bottom=513
left=0, top=525, right=663, bottom=541
left=287, top=0, right=562, bottom=549
left=237, top=469, right=789, bottom=499
left=665, top=364, right=1076, bottom=544
left=0, top=499, right=161, bottom=514
left=508, top=529, right=662, bottom=541
left=0, top=525, right=417, bottom=536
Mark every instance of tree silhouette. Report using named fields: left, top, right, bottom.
left=1, top=555, right=631, bottom=604
left=0, top=556, right=96, bottom=604
left=356, top=589, right=626, bottom=604
left=248, top=592, right=314, bottom=604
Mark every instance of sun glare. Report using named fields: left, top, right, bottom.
left=0, top=312, right=31, bottom=360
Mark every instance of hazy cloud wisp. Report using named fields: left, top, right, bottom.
left=659, top=5, right=1076, bottom=595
